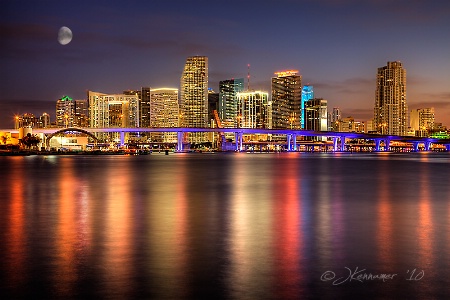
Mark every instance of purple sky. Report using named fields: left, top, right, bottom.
left=1, top=0, right=450, bottom=129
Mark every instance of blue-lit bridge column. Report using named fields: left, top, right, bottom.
left=446, top=144, right=450, bottom=152
left=177, top=132, right=183, bottom=152
left=287, top=134, right=292, bottom=151
left=235, top=132, right=243, bottom=151
left=412, top=142, right=420, bottom=152
left=333, top=137, right=339, bottom=152
left=375, top=139, right=382, bottom=152
left=293, top=134, right=297, bottom=151
left=424, top=141, right=432, bottom=151
left=340, top=136, right=346, bottom=151
left=120, top=131, right=125, bottom=147
left=384, top=138, right=391, bottom=152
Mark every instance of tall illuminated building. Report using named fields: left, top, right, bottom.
left=219, top=78, right=244, bottom=127
left=18, top=113, right=37, bottom=128
left=88, top=91, right=139, bottom=128
left=38, top=113, right=50, bottom=128
left=236, top=91, right=271, bottom=129
left=56, top=96, right=75, bottom=127
left=330, top=107, right=341, bottom=131
left=271, top=70, right=301, bottom=129
left=74, top=100, right=88, bottom=127
left=88, top=91, right=139, bottom=142
left=150, top=88, right=179, bottom=142
left=374, top=61, right=407, bottom=135
left=305, top=98, right=328, bottom=131
left=301, top=85, right=314, bottom=129
left=180, top=56, right=208, bottom=127
left=410, top=107, right=435, bottom=137
left=180, top=56, right=208, bottom=142
left=124, top=87, right=150, bottom=128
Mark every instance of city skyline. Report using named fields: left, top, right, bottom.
left=1, top=0, right=450, bottom=128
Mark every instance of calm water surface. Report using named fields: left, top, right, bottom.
left=0, top=152, right=449, bottom=299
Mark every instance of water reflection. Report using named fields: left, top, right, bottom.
left=6, top=157, right=26, bottom=290
left=271, top=155, right=303, bottom=299
left=229, top=154, right=273, bottom=299
left=54, top=158, right=78, bottom=297
left=1, top=153, right=450, bottom=299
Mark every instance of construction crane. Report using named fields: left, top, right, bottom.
left=213, top=110, right=226, bottom=150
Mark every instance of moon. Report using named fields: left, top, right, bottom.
left=58, top=26, right=72, bottom=45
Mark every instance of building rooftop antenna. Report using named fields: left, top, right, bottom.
left=247, top=64, right=250, bottom=91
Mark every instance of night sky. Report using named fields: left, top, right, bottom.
left=1, top=0, right=450, bottom=129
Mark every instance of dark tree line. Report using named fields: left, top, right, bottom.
left=20, top=133, right=41, bottom=149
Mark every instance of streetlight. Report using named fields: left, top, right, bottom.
left=289, top=116, right=295, bottom=129
left=14, top=115, right=20, bottom=130
left=236, top=114, right=242, bottom=128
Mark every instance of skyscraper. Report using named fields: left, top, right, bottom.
left=74, top=100, right=88, bottom=127
left=180, top=56, right=208, bottom=128
left=123, top=88, right=151, bottom=128
left=88, top=91, right=139, bottom=128
left=236, top=91, right=271, bottom=129
left=305, top=98, right=328, bottom=131
left=301, top=85, right=314, bottom=129
left=374, top=61, right=407, bottom=135
left=271, top=70, right=302, bottom=129
left=149, top=88, right=179, bottom=142
left=410, top=107, right=435, bottom=137
left=56, top=96, right=75, bottom=127
left=219, top=78, right=244, bottom=127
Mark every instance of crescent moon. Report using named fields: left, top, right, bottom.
left=58, top=26, right=73, bottom=45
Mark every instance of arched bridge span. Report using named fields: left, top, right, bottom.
left=46, top=127, right=98, bottom=148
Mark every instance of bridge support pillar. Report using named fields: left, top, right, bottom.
left=384, top=138, right=390, bottom=152
left=293, top=134, right=297, bottom=151
left=375, top=139, right=381, bottom=152
left=177, top=132, right=183, bottom=152
left=424, top=141, right=431, bottom=151
left=333, top=137, right=339, bottom=152
left=412, top=142, right=420, bottom=152
left=287, top=134, right=292, bottom=151
left=235, top=132, right=243, bottom=152
left=120, top=131, right=125, bottom=147
left=340, top=136, right=346, bottom=152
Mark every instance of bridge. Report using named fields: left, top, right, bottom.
left=5, top=127, right=450, bottom=152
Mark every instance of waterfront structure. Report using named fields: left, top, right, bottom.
left=56, top=96, right=75, bottom=127
left=17, top=113, right=37, bottom=128
left=330, top=107, right=341, bottom=131
left=88, top=91, right=139, bottom=142
left=74, top=100, right=88, bottom=127
left=180, top=56, right=208, bottom=127
left=305, top=98, right=328, bottom=131
left=410, top=107, right=435, bottom=137
left=374, top=61, right=407, bottom=135
left=56, top=97, right=88, bottom=128
left=180, top=56, right=208, bottom=143
left=88, top=91, right=139, bottom=128
left=236, top=91, right=271, bottom=129
left=38, top=113, right=51, bottom=128
left=208, top=89, right=219, bottom=125
left=149, top=88, right=179, bottom=142
left=124, top=87, right=151, bottom=128
left=339, top=117, right=365, bottom=133
left=301, top=85, right=314, bottom=129
left=271, top=70, right=302, bottom=129
left=366, top=119, right=376, bottom=133
left=219, top=78, right=244, bottom=127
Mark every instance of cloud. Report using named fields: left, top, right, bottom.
left=310, top=77, right=373, bottom=94
left=409, top=99, right=450, bottom=109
